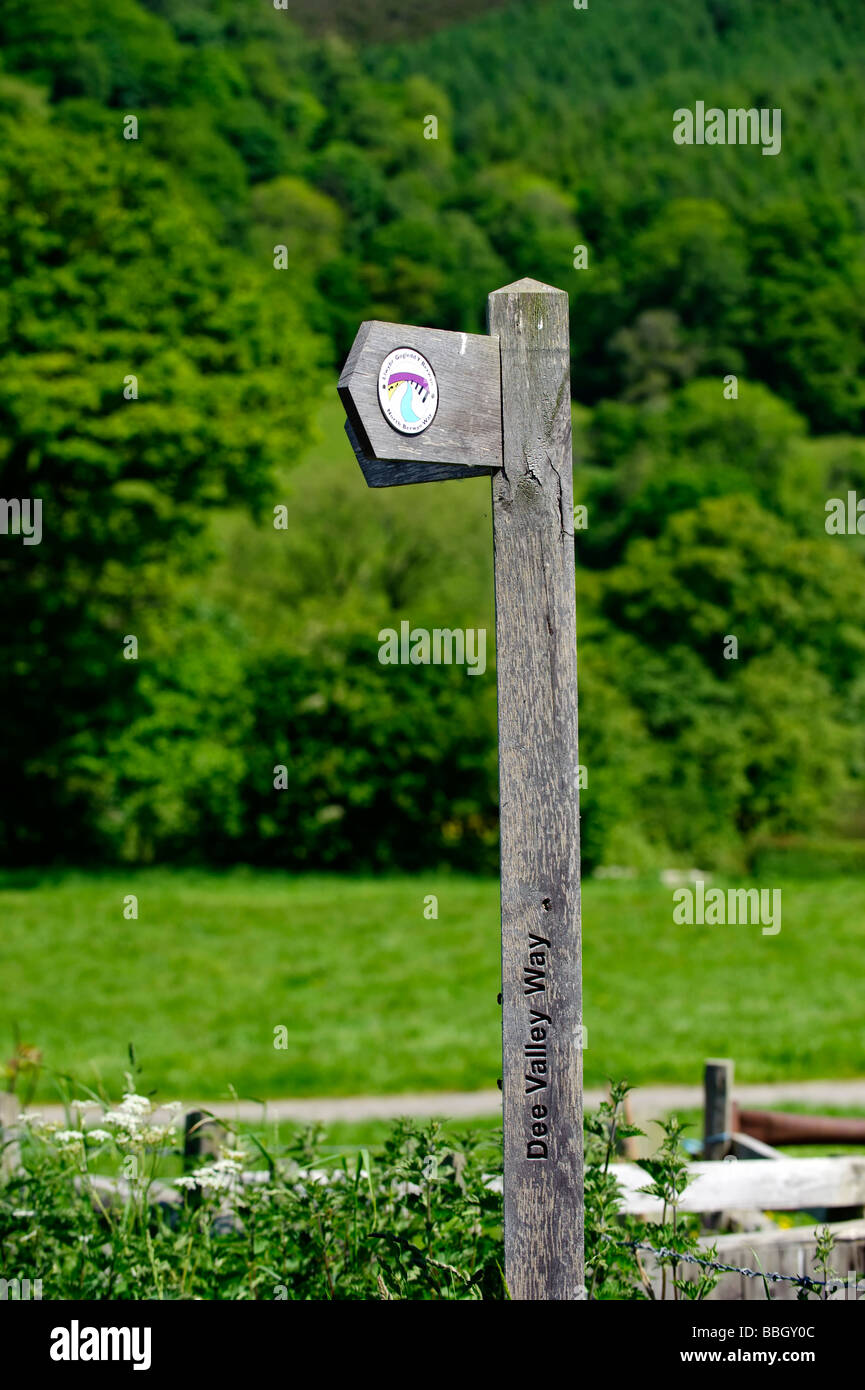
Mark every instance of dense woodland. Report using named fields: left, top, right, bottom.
left=2, top=0, right=865, bottom=872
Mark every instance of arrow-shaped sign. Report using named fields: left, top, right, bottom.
left=338, top=319, right=502, bottom=486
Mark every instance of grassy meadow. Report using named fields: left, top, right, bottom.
left=2, top=869, right=863, bottom=1104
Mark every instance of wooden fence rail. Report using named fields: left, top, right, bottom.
left=613, top=1155, right=865, bottom=1218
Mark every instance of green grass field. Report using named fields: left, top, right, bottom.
left=1, top=870, right=864, bottom=1104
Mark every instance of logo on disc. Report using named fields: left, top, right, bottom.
left=378, top=347, right=438, bottom=435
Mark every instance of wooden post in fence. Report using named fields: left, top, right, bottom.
left=338, top=278, right=583, bottom=1301
left=704, top=1058, right=734, bottom=1160
left=183, top=1110, right=226, bottom=1168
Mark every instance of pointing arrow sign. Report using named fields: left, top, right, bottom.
left=338, top=319, right=502, bottom=486
left=345, top=418, right=495, bottom=488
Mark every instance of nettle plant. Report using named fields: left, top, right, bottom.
left=3, top=1073, right=830, bottom=1301
left=0, top=1084, right=505, bottom=1301
left=584, top=1082, right=720, bottom=1301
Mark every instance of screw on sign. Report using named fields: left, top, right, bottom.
left=338, top=279, right=583, bottom=1301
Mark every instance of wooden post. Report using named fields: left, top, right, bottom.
left=487, top=279, right=583, bottom=1301
left=703, top=1058, right=734, bottom=1160
left=183, top=1109, right=226, bottom=1168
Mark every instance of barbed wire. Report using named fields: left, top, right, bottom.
left=603, top=1234, right=836, bottom=1290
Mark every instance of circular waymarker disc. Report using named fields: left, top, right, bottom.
left=377, top=347, right=439, bottom=435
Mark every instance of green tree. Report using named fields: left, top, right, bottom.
left=0, top=106, right=323, bottom=859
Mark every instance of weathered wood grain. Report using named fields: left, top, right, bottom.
left=338, top=320, right=502, bottom=470
left=488, top=278, right=582, bottom=1301
left=345, top=420, right=496, bottom=488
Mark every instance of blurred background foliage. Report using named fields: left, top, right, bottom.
left=1, top=0, right=865, bottom=874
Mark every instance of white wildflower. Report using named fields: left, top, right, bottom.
left=305, top=1168, right=332, bottom=1186
left=174, top=1157, right=243, bottom=1193
left=120, top=1093, right=152, bottom=1115
left=137, top=1124, right=176, bottom=1146
left=55, top=1129, right=85, bottom=1146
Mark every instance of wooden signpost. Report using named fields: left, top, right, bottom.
left=339, top=278, right=583, bottom=1301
